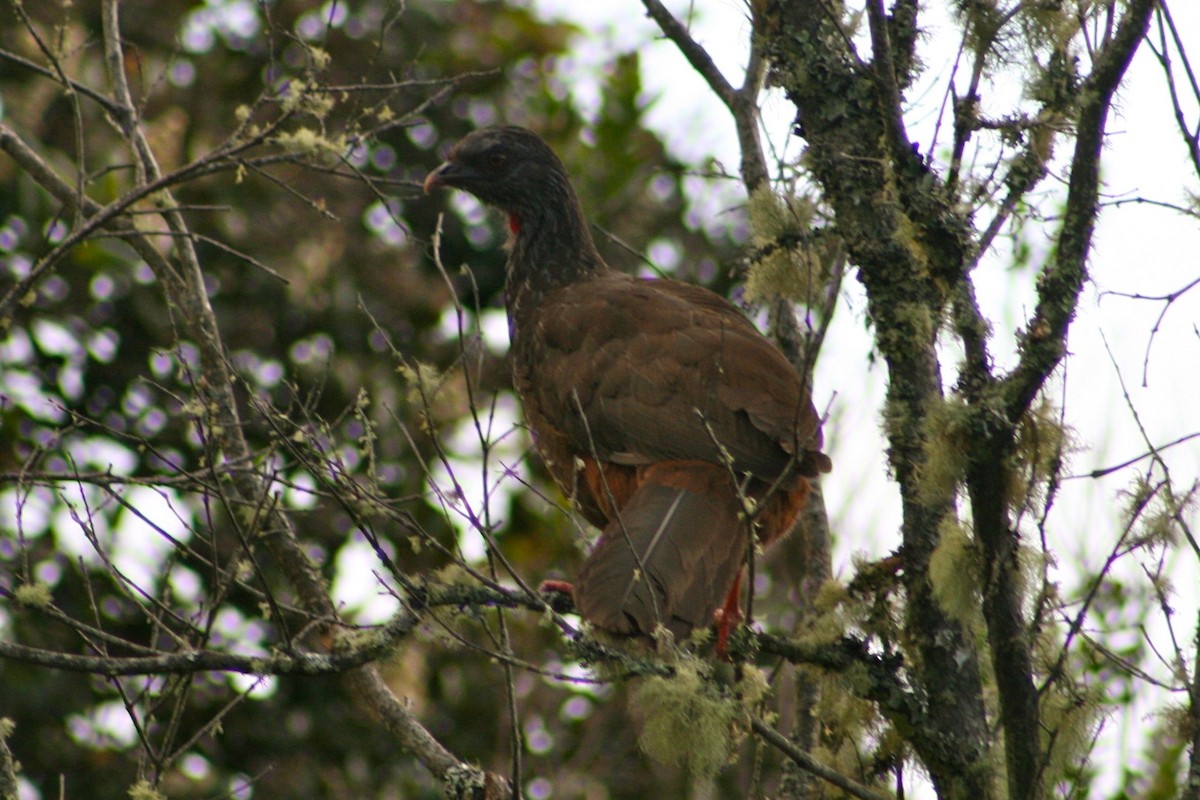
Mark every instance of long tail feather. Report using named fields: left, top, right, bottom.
left=573, top=461, right=749, bottom=640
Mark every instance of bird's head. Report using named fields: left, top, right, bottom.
left=424, top=126, right=572, bottom=222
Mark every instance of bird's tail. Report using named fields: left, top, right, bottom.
left=573, top=461, right=760, bottom=641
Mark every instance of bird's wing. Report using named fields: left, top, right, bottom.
left=519, top=271, right=829, bottom=481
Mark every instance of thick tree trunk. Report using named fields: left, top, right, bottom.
left=761, top=1, right=994, bottom=796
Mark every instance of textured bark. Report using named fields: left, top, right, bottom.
left=760, top=1, right=993, bottom=796
left=981, top=4, right=1156, bottom=796
left=762, top=0, right=1158, bottom=797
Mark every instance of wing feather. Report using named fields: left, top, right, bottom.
left=515, top=271, right=828, bottom=481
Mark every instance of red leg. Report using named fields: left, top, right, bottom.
left=714, top=571, right=744, bottom=659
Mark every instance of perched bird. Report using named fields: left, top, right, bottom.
left=425, top=126, right=830, bottom=645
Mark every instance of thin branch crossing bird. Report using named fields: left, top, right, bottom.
left=425, top=126, right=830, bottom=647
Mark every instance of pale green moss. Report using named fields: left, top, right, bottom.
left=892, top=209, right=930, bottom=274
left=919, top=395, right=972, bottom=504
left=398, top=360, right=448, bottom=432
left=280, top=79, right=309, bottom=114
left=1038, top=681, right=1102, bottom=791
left=1010, top=398, right=1075, bottom=511
left=744, top=185, right=825, bottom=305
left=895, top=300, right=935, bottom=350
left=928, top=517, right=982, bottom=630
left=631, top=660, right=740, bottom=777
left=274, top=128, right=346, bottom=160
left=14, top=582, right=52, bottom=608
left=306, top=45, right=332, bottom=70
left=432, top=564, right=472, bottom=588
left=793, top=579, right=856, bottom=646
left=735, top=665, right=771, bottom=707
left=128, top=780, right=166, bottom=800
left=804, top=667, right=887, bottom=786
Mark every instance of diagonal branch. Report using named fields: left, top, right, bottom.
left=750, top=716, right=891, bottom=800
left=1003, top=0, right=1158, bottom=422
left=640, top=0, right=769, bottom=191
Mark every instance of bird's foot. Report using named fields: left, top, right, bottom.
left=538, top=580, right=577, bottom=614
left=538, top=579, right=575, bottom=595
left=713, top=584, right=745, bottom=661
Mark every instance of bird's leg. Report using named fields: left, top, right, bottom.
left=538, top=579, right=578, bottom=615
left=713, top=570, right=745, bottom=659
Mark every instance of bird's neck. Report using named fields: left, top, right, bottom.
left=503, top=183, right=605, bottom=309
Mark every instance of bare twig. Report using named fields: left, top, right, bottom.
left=0, top=46, right=124, bottom=116
left=1101, top=272, right=1200, bottom=386
left=750, top=716, right=891, bottom=800
left=640, top=0, right=768, bottom=191
left=1072, top=430, right=1200, bottom=480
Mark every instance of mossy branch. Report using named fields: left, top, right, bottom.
left=1003, top=0, right=1158, bottom=423
left=762, top=1, right=995, bottom=794
left=966, top=4, right=1156, bottom=796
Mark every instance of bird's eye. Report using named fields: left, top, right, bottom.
left=485, top=151, right=508, bottom=170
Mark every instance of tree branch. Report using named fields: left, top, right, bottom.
left=0, top=617, right=413, bottom=677
left=750, top=716, right=891, bottom=800
left=76, top=4, right=514, bottom=796
left=865, top=0, right=913, bottom=159
left=955, top=5, right=1157, bottom=797
left=0, top=46, right=124, bottom=117
left=640, top=0, right=737, bottom=109
left=1003, top=0, right=1158, bottom=421
left=761, top=1, right=994, bottom=794
left=640, top=0, right=769, bottom=191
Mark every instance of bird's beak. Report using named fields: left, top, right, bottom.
left=423, top=160, right=469, bottom=193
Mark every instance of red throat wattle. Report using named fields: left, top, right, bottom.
left=508, top=213, right=522, bottom=235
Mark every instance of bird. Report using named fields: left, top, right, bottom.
left=424, top=126, right=830, bottom=647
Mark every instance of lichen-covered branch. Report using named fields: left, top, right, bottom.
left=0, top=607, right=418, bottom=677
left=1003, top=0, right=1158, bottom=422
left=760, top=1, right=993, bottom=795
left=965, top=7, right=1154, bottom=792
left=0, top=5, right=516, bottom=796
